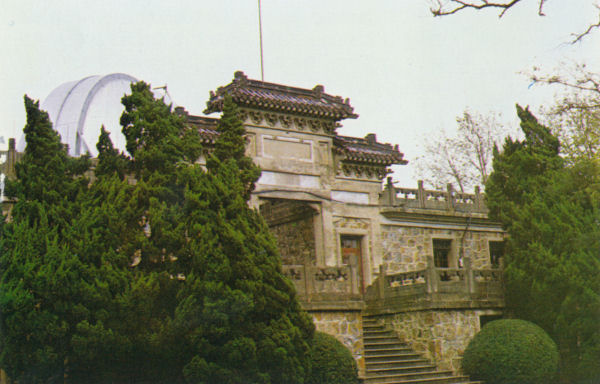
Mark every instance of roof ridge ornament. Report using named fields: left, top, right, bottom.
left=234, top=71, right=249, bottom=84
left=312, top=84, right=324, bottom=97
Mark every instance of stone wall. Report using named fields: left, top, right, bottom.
left=260, top=200, right=317, bottom=265
left=385, top=310, right=481, bottom=373
left=311, top=311, right=365, bottom=376
left=381, top=226, right=504, bottom=273
left=269, top=216, right=316, bottom=265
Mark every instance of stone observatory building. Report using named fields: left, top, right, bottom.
left=194, top=71, right=505, bottom=382
left=3, top=71, right=505, bottom=384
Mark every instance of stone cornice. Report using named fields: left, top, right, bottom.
left=380, top=208, right=503, bottom=232
left=238, top=108, right=337, bottom=135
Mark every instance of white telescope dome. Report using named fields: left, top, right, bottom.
left=18, top=73, right=138, bottom=157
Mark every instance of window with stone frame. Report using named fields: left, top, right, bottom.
left=489, top=240, right=505, bottom=268
left=433, top=239, right=452, bottom=268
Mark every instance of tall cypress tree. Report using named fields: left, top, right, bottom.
left=207, top=94, right=261, bottom=200
left=178, top=93, right=313, bottom=383
left=486, top=105, right=600, bottom=383
left=1, top=84, right=313, bottom=383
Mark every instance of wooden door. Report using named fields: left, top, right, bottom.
left=341, top=235, right=364, bottom=294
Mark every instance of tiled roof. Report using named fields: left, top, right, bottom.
left=176, top=107, right=219, bottom=145
left=334, top=134, right=407, bottom=166
left=204, top=71, right=358, bottom=121
left=180, top=111, right=404, bottom=167
left=186, top=116, right=405, bottom=166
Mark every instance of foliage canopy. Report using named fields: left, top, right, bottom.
left=485, top=105, right=600, bottom=383
left=462, top=319, right=559, bottom=384
left=0, top=85, right=314, bottom=383
left=306, top=332, right=359, bottom=384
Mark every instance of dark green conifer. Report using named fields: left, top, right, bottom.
left=1, top=83, right=314, bottom=384
left=486, top=105, right=600, bottom=383
left=207, top=94, right=261, bottom=200
left=95, top=126, right=129, bottom=179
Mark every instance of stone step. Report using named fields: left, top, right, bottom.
left=365, top=370, right=456, bottom=383
left=364, top=374, right=473, bottom=384
left=364, top=328, right=393, bottom=335
left=365, top=340, right=412, bottom=348
left=361, top=318, right=480, bottom=384
left=365, top=348, right=419, bottom=357
left=363, top=322, right=384, bottom=328
left=366, top=354, right=430, bottom=364
left=365, top=346, right=417, bottom=354
left=364, top=335, right=404, bottom=343
left=366, top=362, right=437, bottom=373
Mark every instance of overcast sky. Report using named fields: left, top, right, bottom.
left=1, top=0, right=599, bottom=185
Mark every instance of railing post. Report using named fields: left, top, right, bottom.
left=446, top=183, right=454, bottom=212
left=474, top=186, right=482, bottom=212
left=6, top=138, right=17, bottom=180
left=426, top=258, right=438, bottom=293
left=377, top=264, right=387, bottom=299
left=304, top=264, right=312, bottom=302
left=417, top=180, right=426, bottom=208
left=382, top=177, right=397, bottom=206
left=464, top=257, right=474, bottom=294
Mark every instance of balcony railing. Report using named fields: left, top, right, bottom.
left=380, top=178, right=487, bottom=214
left=282, top=264, right=363, bottom=310
left=365, top=258, right=504, bottom=314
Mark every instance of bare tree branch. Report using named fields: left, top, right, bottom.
left=430, top=0, right=600, bottom=43
left=431, top=0, right=523, bottom=18
left=537, top=0, right=546, bottom=16
left=529, top=63, right=600, bottom=95
left=572, top=5, right=600, bottom=44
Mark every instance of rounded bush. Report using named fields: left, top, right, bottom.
left=307, top=331, right=359, bottom=384
left=462, top=319, right=558, bottom=384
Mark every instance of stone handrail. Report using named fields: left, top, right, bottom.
left=282, top=264, right=362, bottom=305
left=366, top=258, right=504, bottom=313
left=387, top=269, right=427, bottom=287
left=380, top=178, right=487, bottom=214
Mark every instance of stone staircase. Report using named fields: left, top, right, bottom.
left=362, top=318, right=481, bottom=384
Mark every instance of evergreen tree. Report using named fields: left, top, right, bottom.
left=95, top=126, right=129, bottom=179
left=486, top=105, right=600, bottom=383
left=1, top=83, right=314, bottom=383
left=207, top=94, right=261, bottom=200
left=120, top=81, right=202, bottom=179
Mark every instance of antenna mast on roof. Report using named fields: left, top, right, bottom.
left=153, top=85, right=174, bottom=106
left=258, top=0, right=265, bottom=81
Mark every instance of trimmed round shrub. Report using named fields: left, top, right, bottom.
left=307, top=331, right=359, bottom=384
left=462, top=319, right=559, bottom=384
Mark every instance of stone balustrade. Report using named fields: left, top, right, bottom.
left=365, top=258, right=504, bottom=314
left=380, top=178, right=487, bottom=214
left=282, top=264, right=363, bottom=310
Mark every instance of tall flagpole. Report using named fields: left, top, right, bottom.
left=258, top=0, right=265, bottom=81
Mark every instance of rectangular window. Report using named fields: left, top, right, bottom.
left=489, top=241, right=505, bottom=268
left=433, top=239, right=452, bottom=268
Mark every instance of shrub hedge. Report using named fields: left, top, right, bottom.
left=306, top=331, right=359, bottom=384
left=462, top=319, right=559, bottom=384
